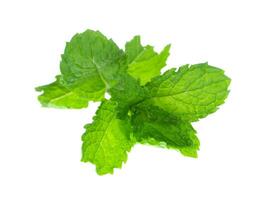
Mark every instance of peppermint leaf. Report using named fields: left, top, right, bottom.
left=36, top=76, right=103, bottom=108
left=60, top=29, right=125, bottom=98
left=36, top=29, right=231, bottom=175
left=131, top=104, right=199, bottom=157
left=126, top=36, right=170, bottom=85
left=145, top=63, right=231, bottom=121
left=81, top=101, right=134, bottom=175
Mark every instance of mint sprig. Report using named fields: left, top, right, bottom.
left=36, top=29, right=231, bottom=175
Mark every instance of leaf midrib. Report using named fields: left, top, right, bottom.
left=92, top=113, right=116, bottom=162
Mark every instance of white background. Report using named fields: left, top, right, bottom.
left=0, top=0, right=266, bottom=199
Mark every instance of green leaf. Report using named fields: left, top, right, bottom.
left=125, top=36, right=170, bottom=85
left=60, top=29, right=125, bottom=98
left=125, top=36, right=144, bottom=64
left=145, top=63, right=231, bottom=122
left=131, top=104, right=199, bottom=157
left=81, top=100, right=134, bottom=175
left=35, top=76, right=103, bottom=108
left=108, top=73, right=148, bottom=118
left=36, top=28, right=232, bottom=175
